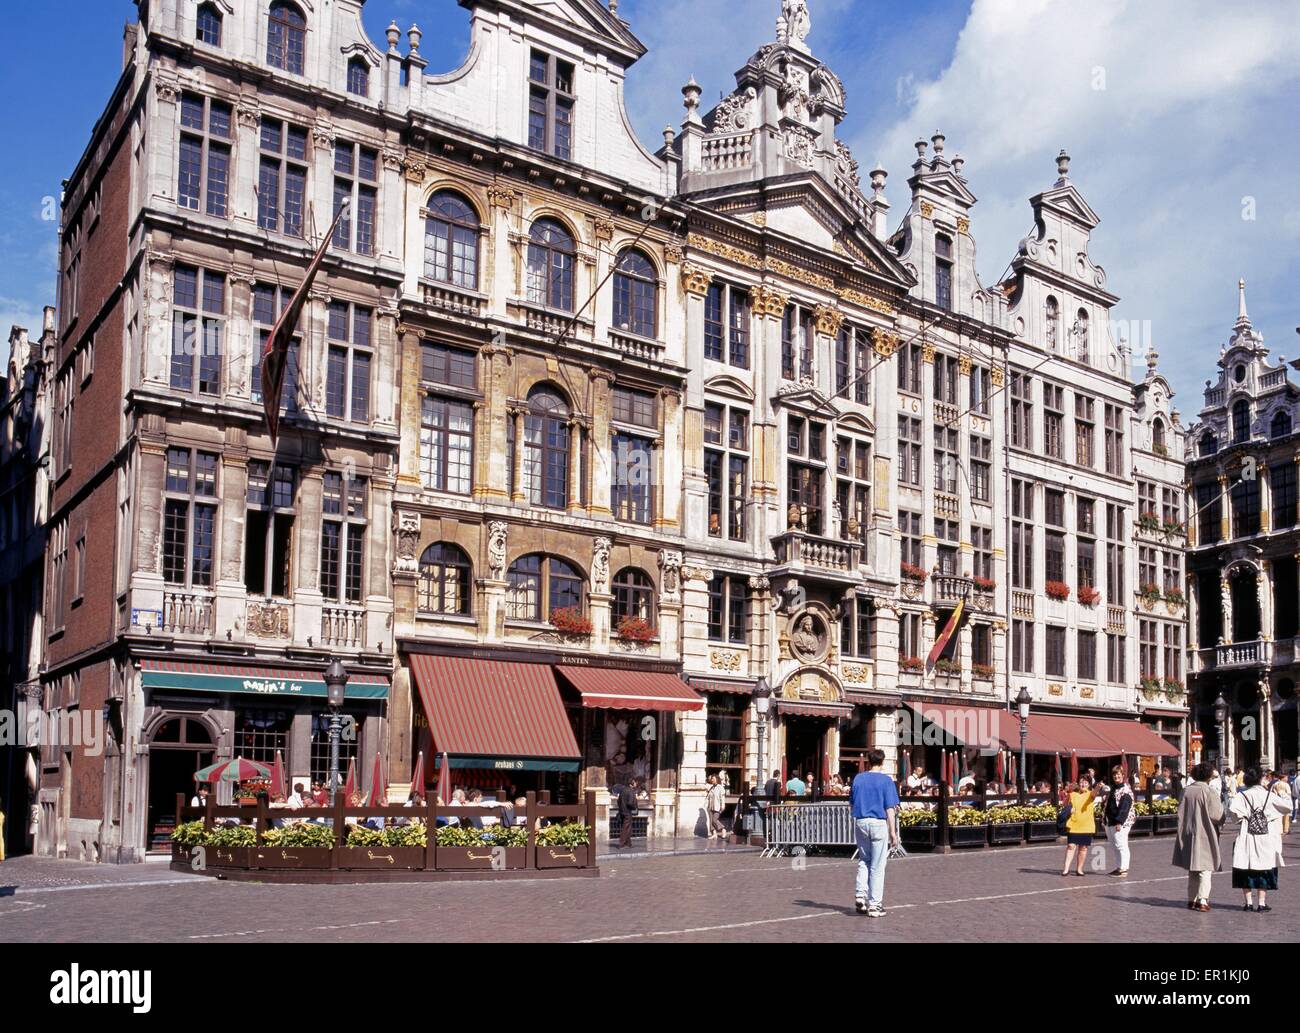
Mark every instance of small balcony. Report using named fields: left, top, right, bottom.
left=1212, top=639, right=1273, bottom=670
left=321, top=605, right=366, bottom=649
left=772, top=530, right=862, bottom=577
left=420, top=279, right=486, bottom=318
left=162, top=590, right=214, bottom=637
left=932, top=575, right=972, bottom=606
left=1011, top=590, right=1035, bottom=619
left=608, top=329, right=665, bottom=362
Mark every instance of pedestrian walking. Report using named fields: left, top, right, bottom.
left=1172, top=762, right=1224, bottom=911
left=1228, top=767, right=1290, bottom=912
left=1270, top=774, right=1292, bottom=836
left=705, top=775, right=727, bottom=839
left=616, top=777, right=641, bottom=848
left=1103, top=764, right=1136, bottom=877
left=1061, top=777, right=1098, bottom=877
left=850, top=749, right=899, bottom=917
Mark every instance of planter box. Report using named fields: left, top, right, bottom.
left=536, top=844, right=592, bottom=869
left=900, top=825, right=938, bottom=850
left=253, top=846, right=335, bottom=869
left=1154, top=814, right=1178, bottom=834
left=1026, top=821, right=1059, bottom=842
left=207, top=846, right=253, bottom=869
left=1131, top=815, right=1154, bottom=837
left=947, top=825, right=989, bottom=848
left=435, top=845, right=527, bottom=871
left=989, top=822, right=1025, bottom=845
left=171, top=844, right=193, bottom=864
left=338, top=847, right=426, bottom=870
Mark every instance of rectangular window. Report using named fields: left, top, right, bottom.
left=703, top=282, right=751, bottom=369
left=1045, top=626, right=1066, bottom=678
left=1104, top=403, right=1124, bottom=475
left=970, top=433, right=991, bottom=502
left=932, top=423, right=958, bottom=493
left=251, top=284, right=299, bottom=412
left=1075, top=394, right=1094, bottom=467
left=1272, top=462, right=1298, bottom=529
left=1043, top=383, right=1064, bottom=459
left=707, top=575, right=747, bottom=644
left=1078, top=630, right=1097, bottom=681
left=898, top=341, right=922, bottom=394
left=1139, top=619, right=1158, bottom=679
left=970, top=365, right=990, bottom=416
left=898, top=416, right=921, bottom=487
left=611, top=432, right=654, bottom=525
left=899, top=612, right=922, bottom=662
left=1077, top=497, right=1096, bottom=587
left=528, top=49, right=575, bottom=160
left=898, top=510, right=922, bottom=568
left=971, top=624, right=991, bottom=667
left=1106, top=503, right=1125, bottom=603
left=705, top=402, right=749, bottom=541
left=421, top=396, right=474, bottom=495
left=1197, top=481, right=1222, bottom=545
left=1106, top=633, right=1125, bottom=684
left=1010, top=370, right=1032, bottom=449
left=320, top=471, right=367, bottom=604
left=1011, top=619, right=1033, bottom=674
left=1161, top=487, right=1182, bottom=528
left=1231, top=477, right=1260, bottom=537
left=933, top=353, right=958, bottom=405
left=325, top=302, right=372, bottom=422
left=177, top=92, right=231, bottom=217
left=1011, top=479, right=1034, bottom=589
left=333, top=140, right=379, bottom=256
left=258, top=117, right=308, bottom=237
left=841, top=595, right=874, bottom=658
left=170, top=265, right=224, bottom=395
left=162, top=447, right=218, bottom=588
left=780, top=304, right=814, bottom=381
left=972, top=526, right=993, bottom=581
left=1163, top=624, right=1183, bottom=682
left=786, top=415, right=826, bottom=534
left=245, top=460, right=295, bottom=597
left=835, top=437, right=871, bottom=544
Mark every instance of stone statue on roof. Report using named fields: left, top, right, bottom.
left=777, top=0, right=811, bottom=50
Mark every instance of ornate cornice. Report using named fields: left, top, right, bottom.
left=680, top=262, right=713, bottom=297
left=750, top=284, right=789, bottom=319
left=813, top=303, right=844, bottom=337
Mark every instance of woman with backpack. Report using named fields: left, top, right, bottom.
left=1228, top=767, right=1291, bottom=912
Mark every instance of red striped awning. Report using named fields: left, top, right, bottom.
left=1083, top=717, right=1182, bottom=757
left=555, top=666, right=704, bottom=711
left=408, top=655, right=580, bottom=770
left=774, top=699, right=855, bottom=719
left=688, top=678, right=755, bottom=695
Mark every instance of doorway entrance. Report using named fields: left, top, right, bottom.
left=146, top=716, right=214, bottom=853
left=784, top=717, right=829, bottom=790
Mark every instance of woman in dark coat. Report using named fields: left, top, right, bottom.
left=1172, top=762, right=1224, bottom=911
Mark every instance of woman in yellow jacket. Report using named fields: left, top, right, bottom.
left=1061, top=777, right=1099, bottom=877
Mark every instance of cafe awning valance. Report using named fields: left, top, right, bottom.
left=409, top=655, right=581, bottom=772
left=555, top=666, right=704, bottom=711
left=140, top=658, right=390, bottom=699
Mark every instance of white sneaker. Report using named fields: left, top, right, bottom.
left=867, top=905, right=886, bottom=918
left=854, top=899, right=868, bottom=914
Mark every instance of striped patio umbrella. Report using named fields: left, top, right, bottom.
left=270, top=751, right=287, bottom=801
left=342, top=756, right=358, bottom=801
left=1069, top=750, right=1079, bottom=784
left=410, top=751, right=426, bottom=803
left=366, top=752, right=387, bottom=807
left=194, top=757, right=270, bottom=784
left=436, top=752, right=451, bottom=805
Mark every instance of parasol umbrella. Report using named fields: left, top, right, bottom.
left=1069, top=749, right=1079, bottom=784
left=996, top=749, right=1005, bottom=785
left=194, top=757, right=270, bottom=785
left=436, top=752, right=451, bottom=805
left=366, top=752, right=387, bottom=807
left=270, top=751, right=287, bottom=801
left=342, top=756, right=358, bottom=801
left=410, top=751, right=426, bottom=803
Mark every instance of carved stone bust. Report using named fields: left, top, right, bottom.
left=789, top=611, right=828, bottom=663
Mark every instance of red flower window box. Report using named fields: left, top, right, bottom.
left=1044, top=580, right=1071, bottom=601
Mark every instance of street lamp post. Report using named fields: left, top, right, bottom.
left=1016, top=686, right=1032, bottom=804
left=1213, top=692, right=1230, bottom=804
left=753, top=677, right=772, bottom=796
left=325, top=658, right=349, bottom=804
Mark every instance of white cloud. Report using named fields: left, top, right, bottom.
left=865, top=0, right=1300, bottom=408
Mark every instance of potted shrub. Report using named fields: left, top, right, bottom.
left=946, top=806, right=990, bottom=848
left=1130, top=800, right=1154, bottom=836
left=1024, top=803, right=1060, bottom=842
left=206, top=823, right=257, bottom=868
left=169, top=820, right=206, bottom=864
left=899, top=655, right=924, bottom=675
left=434, top=823, right=527, bottom=870
left=1137, top=511, right=1161, bottom=534
left=535, top=821, right=593, bottom=868
left=255, top=821, right=336, bottom=869
left=550, top=606, right=592, bottom=637
left=614, top=615, right=655, bottom=643
left=987, top=805, right=1028, bottom=845
left=1044, top=580, right=1071, bottom=602
left=1078, top=585, right=1100, bottom=607
left=900, top=561, right=929, bottom=583
left=1161, top=518, right=1185, bottom=538
left=340, top=821, right=427, bottom=870
left=1151, top=797, right=1179, bottom=834
left=972, top=663, right=995, bottom=681
left=898, top=809, right=937, bottom=850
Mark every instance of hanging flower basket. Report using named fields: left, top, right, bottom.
left=1044, top=581, right=1071, bottom=602
left=1163, top=588, right=1185, bottom=608
left=549, top=607, right=592, bottom=637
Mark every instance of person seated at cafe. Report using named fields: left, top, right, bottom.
left=285, top=783, right=305, bottom=809
left=513, top=797, right=529, bottom=827
left=785, top=772, right=807, bottom=797
left=462, top=789, right=487, bottom=829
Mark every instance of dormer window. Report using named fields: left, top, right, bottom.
left=528, top=49, right=574, bottom=160
left=934, top=234, right=953, bottom=310
left=1232, top=400, right=1251, bottom=443
left=1152, top=418, right=1167, bottom=453
left=1233, top=364, right=1246, bottom=383
left=267, top=2, right=306, bottom=76
left=196, top=2, right=222, bottom=47
left=347, top=57, right=370, bottom=98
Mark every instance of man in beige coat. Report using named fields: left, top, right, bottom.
left=1173, top=762, right=1224, bottom=911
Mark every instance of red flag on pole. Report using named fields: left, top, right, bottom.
left=260, top=199, right=350, bottom=442
left=926, top=593, right=967, bottom=674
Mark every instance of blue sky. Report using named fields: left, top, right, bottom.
left=4, top=0, right=1297, bottom=416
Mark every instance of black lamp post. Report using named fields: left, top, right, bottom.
left=325, top=658, right=349, bottom=803
left=753, top=677, right=772, bottom=797
left=1016, top=686, right=1032, bottom=803
left=1213, top=691, right=1230, bottom=802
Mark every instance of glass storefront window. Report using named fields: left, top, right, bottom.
left=705, top=693, right=746, bottom=794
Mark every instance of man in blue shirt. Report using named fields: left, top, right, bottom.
left=850, top=749, right=900, bottom=917
left=785, top=772, right=807, bottom=797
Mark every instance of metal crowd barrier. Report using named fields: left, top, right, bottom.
left=760, top=801, right=855, bottom=856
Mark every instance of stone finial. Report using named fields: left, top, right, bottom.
left=663, top=125, right=675, bottom=148
left=931, top=130, right=946, bottom=155
left=870, top=163, right=887, bottom=196
left=386, top=21, right=400, bottom=51
left=1236, top=277, right=1250, bottom=328
left=1147, top=344, right=1159, bottom=372
left=915, top=137, right=928, bottom=160
left=610, top=0, right=619, bottom=12
left=1055, top=148, right=1071, bottom=185
left=951, top=153, right=965, bottom=176
left=682, top=76, right=701, bottom=111
left=408, top=24, right=422, bottom=53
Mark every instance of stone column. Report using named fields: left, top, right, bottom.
left=510, top=408, right=527, bottom=503
left=657, top=388, right=683, bottom=533
left=474, top=346, right=513, bottom=503
left=1218, top=473, right=1231, bottom=540
left=588, top=369, right=614, bottom=517
left=568, top=419, right=586, bottom=515
left=294, top=465, right=325, bottom=644
left=214, top=429, right=248, bottom=640
left=396, top=325, right=423, bottom=489
left=1258, top=461, right=1271, bottom=533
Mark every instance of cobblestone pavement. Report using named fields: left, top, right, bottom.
left=1, top=831, right=1295, bottom=943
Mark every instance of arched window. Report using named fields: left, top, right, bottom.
left=1152, top=418, right=1166, bottom=453
left=526, top=219, right=575, bottom=311
left=511, top=386, right=570, bottom=509
left=346, top=56, right=370, bottom=97
left=506, top=554, right=584, bottom=622
left=1232, top=400, right=1251, bottom=443
left=196, top=2, right=223, bottom=46
left=613, top=249, right=657, bottom=336
left=418, top=543, right=471, bottom=615
left=1271, top=409, right=1293, bottom=439
left=1045, top=295, right=1059, bottom=350
left=424, top=191, right=480, bottom=289
left=1074, top=308, right=1090, bottom=363
left=611, top=567, right=654, bottom=625
left=267, top=2, right=306, bottom=75
left=1199, top=431, right=1217, bottom=457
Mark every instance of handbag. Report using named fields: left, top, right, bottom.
left=1055, top=802, right=1072, bottom=836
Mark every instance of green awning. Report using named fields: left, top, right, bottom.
left=140, top=658, right=389, bottom=700
left=445, top=755, right=581, bottom=773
